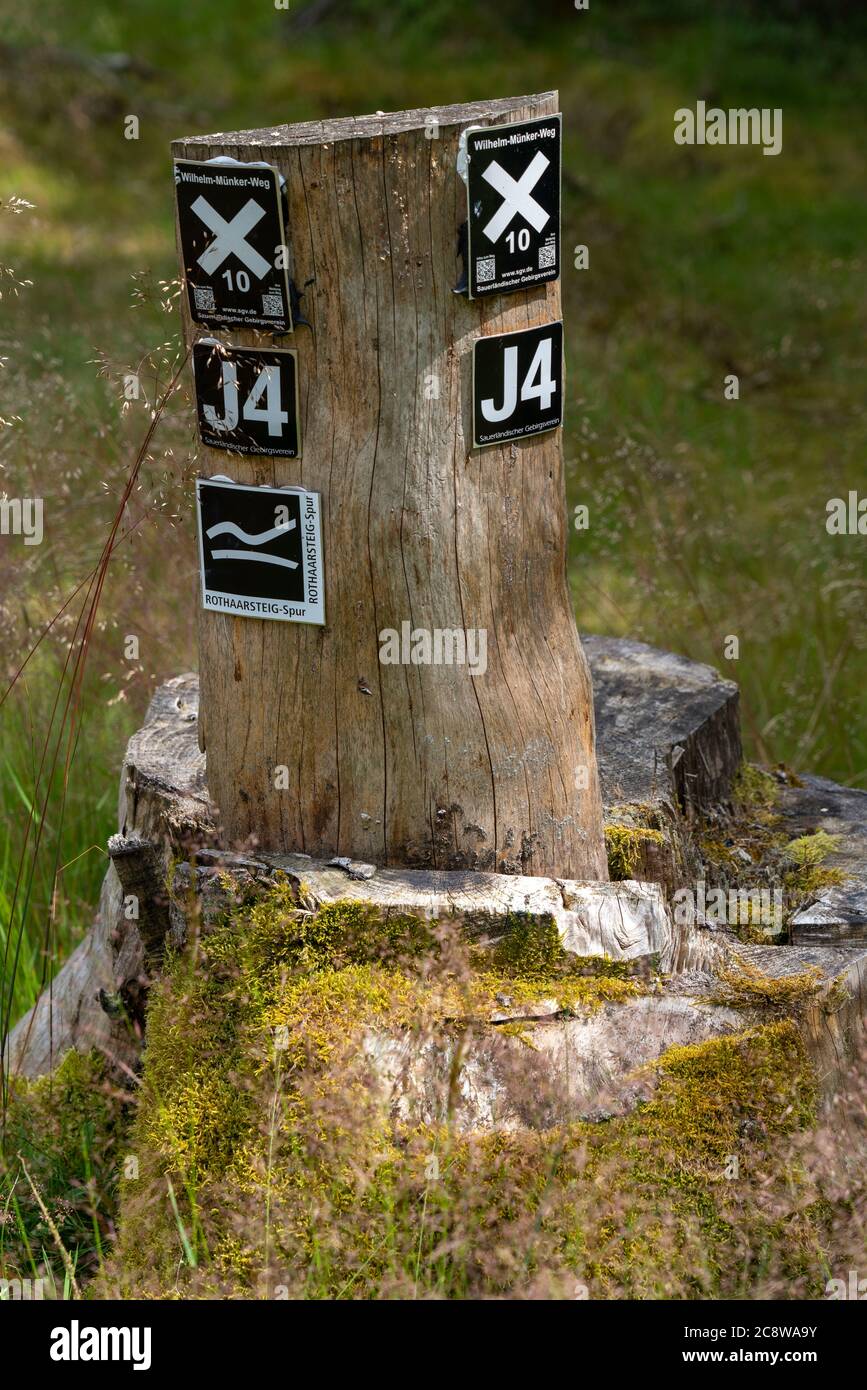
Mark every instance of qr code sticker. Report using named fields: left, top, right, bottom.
left=476, top=255, right=496, bottom=283
left=261, top=290, right=284, bottom=316
left=193, top=285, right=216, bottom=311
left=538, top=243, right=556, bottom=270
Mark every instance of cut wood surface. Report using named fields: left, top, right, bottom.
left=172, top=93, right=607, bottom=877
left=259, top=852, right=674, bottom=964
left=584, top=634, right=742, bottom=814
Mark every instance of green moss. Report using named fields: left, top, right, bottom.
left=208, top=879, right=438, bottom=984
left=782, top=831, right=848, bottom=907
left=487, top=912, right=564, bottom=976
left=784, top=830, right=841, bottom=867
left=708, top=954, right=825, bottom=1013
left=622, top=1020, right=815, bottom=1169
left=700, top=767, right=849, bottom=944
left=478, top=971, right=640, bottom=1015
left=567, top=1021, right=819, bottom=1297
left=605, top=824, right=665, bottom=879
left=494, top=1021, right=538, bottom=1047
left=714, top=764, right=787, bottom=881
left=699, top=836, right=742, bottom=870
left=106, top=880, right=831, bottom=1300
left=787, top=864, right=846, bottom=897
left=111, top=885, right=456, bottom=1291
left=470, top=912, right=644, bottom=1015
left=733, top=763, right=780, bottom=816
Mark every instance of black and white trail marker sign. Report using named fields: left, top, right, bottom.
left=196, top=478, right=324, bottom=626
left=175, top=159, right=293, bottom=332
left=472, top=321, right=563, bottom=448
left=465, top=115, right=561, bottom=299
left=193, top=340, right=300, bottom=457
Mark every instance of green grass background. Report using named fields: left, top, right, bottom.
left=1, top=0, right=865, bottom=1022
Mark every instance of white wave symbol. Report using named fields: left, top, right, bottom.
left=205, top=518, right=299, bottom=570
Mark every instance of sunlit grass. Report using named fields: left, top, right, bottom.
left=0, top=653, right=132, bottom=1024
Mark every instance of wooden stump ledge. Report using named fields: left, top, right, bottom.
left=7, top=657, right=867, bottom=1130
left=5, top=672, right=671, bottom=1081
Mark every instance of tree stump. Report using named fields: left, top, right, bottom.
left=172, top=93, right=607, bottom=878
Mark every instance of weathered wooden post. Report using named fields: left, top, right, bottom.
left=172, top=92, right=607, bottom=878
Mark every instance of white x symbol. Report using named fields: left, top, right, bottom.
left=191, top=196, right=271, bottom=279
left=481, top=151, right=551, bottom=243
